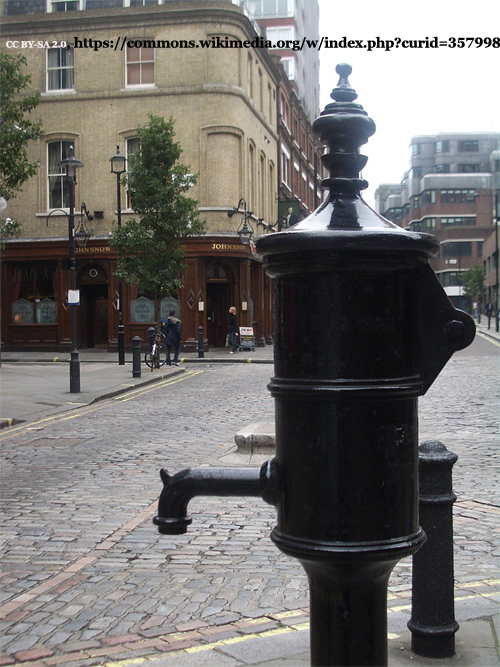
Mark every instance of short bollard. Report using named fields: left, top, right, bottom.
left=408, top=441, right=459, bottom=658
left=118, top=324, right=125, bottom=366
left=132, top=336, right=142, bottom=378
left=197, top=326, right=204, bottom=358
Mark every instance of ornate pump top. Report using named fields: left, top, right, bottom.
left=313, top=63, right=376, bottom=198
left=255, top=63, right=439, bottom=257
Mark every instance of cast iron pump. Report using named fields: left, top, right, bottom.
left=153, top=64, right=475, bottom=666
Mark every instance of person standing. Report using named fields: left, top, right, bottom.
left=228, top=306, right=239, bottom=354
left=162, top=310, right=182, bottom=365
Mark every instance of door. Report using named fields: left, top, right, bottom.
left=81, top=284, right=108, bottom=348
left=206, top=283, right=229, bottom=348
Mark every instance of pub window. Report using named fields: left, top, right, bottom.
left=47, top=47, right=74, bottom=91
left=11, top=266, right=58, bottom=324
left=126, top=42, right=154, bottom=87
left=47, top=140, right=74, bottom=209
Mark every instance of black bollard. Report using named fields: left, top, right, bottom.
left=132, top=336, right=142, bottom=378
left=408, top=440, right=459, bottom=658
left=197, top=326, right=204, bottom=358
left=118, top=324, right=125, bottom=366
left=153, top=64, right=475, bottom=667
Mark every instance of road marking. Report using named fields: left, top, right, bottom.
left=476, top=331, right=500, bottom=348
left=0, top=370, right=204, bottom=441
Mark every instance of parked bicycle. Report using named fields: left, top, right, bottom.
left=144, top=332, right=167, bottom=370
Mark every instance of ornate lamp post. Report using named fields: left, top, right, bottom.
left=110, top=146, right=127, bottom=365
left=59, top=146, right=84, bottom=393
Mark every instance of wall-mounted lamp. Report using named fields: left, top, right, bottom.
left=228, top=198, right=254, bottom=245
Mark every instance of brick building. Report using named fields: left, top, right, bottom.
left=0, top=0, right=322, bottom=352
left=375, top=132, right=500, bottom=312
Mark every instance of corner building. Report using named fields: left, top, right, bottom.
left=0, top=0, right=309, bottom=351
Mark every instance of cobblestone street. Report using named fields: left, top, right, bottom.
left=0, top=336, right=499, bottom=666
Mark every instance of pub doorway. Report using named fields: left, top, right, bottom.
left=206, top=283, right=229, bottom=348
left=78, top=263, right=109, bottom=348
left=206, top=262, right=235, bottom=348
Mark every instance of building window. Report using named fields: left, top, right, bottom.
left=435, top=164, right=450, bottom=173
left=280, top=57, right=296, bottom=80
left=411, top=143, right=420, bottom=155
left=440, top=216, right=476, bottom=227
left=441, top=271, right=462, bottom=287
left=458, top=140, right=479, bottom=152
left=281, top=144, right=291, bottom=188
left=126, top=43, right=154, bottom=86
left=443, top=242, right=472, bottom=258
left=11, top=266, right=58, bottom=324
left=436, top=140, right=450, bottom=153
left=266, top=26, right=296, bottom=45
left=47, top=47, right=74, bottom=91
left=410, top=217, right=436, bottom=232
left=440, top=189, right=476, bottom=203
left=458, top=164, right=480, bottom=173
left=477, top=241, right=483, bottom=257
left=419, top=190, right=436, bottom=206
left=246, top=0, right=293, bottom=18
left=47, top=0, right=82, bottom=10
left=411, top=167, right=422, bottom=179
left=47, top=140, right=74, bottom=209
left=125, top=0, right=162, bottom=5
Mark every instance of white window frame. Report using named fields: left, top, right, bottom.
left=46, top=47, right=74, bottom=93
left=124, top=0, right=164, bottom=5
left=46, top=0, right=84, bottom=12
left=47, top=140, right=75, bottom=210
left=125, top=42, right=155, bottom=88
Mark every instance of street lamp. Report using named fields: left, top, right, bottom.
left=110, top=146, right=127, bottom=364
left=228, top=198, right=254, bottom=245
left=59, top=146, right=84, bottom=393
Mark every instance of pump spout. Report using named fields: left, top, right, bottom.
left=153, top=461, right=279, bottom=535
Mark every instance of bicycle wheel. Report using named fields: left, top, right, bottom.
left=157, top=348, right=168, bottom=367
left=144, top=351, right=154, bottom=368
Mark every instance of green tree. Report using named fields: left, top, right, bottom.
left=109, top=115, right=205, bottom=324
left=0, top=53, right=43, bottom=201
left=0, top=216, right=22, bottom=250
left=461, top=263, right=485, bottom=301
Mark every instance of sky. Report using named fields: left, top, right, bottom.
left=316, top=0, right=499, bottom=207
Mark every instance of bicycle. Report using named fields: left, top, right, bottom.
left=144, top=332, right=167, bottom=370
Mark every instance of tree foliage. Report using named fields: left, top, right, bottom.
left=0, top=53, right=43, bottom=201
left=0, top=216, right=22, bottom=250
left=109, top=115, right=205, bottom=317
left=461, top=263, right=485, bottom=300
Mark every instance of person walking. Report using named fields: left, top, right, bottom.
left=228, top=306, right=239, bottom=354
left=162, top=310, right=182, bottom=365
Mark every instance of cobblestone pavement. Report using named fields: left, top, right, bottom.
left=0, top=338, right=499, bottom=666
